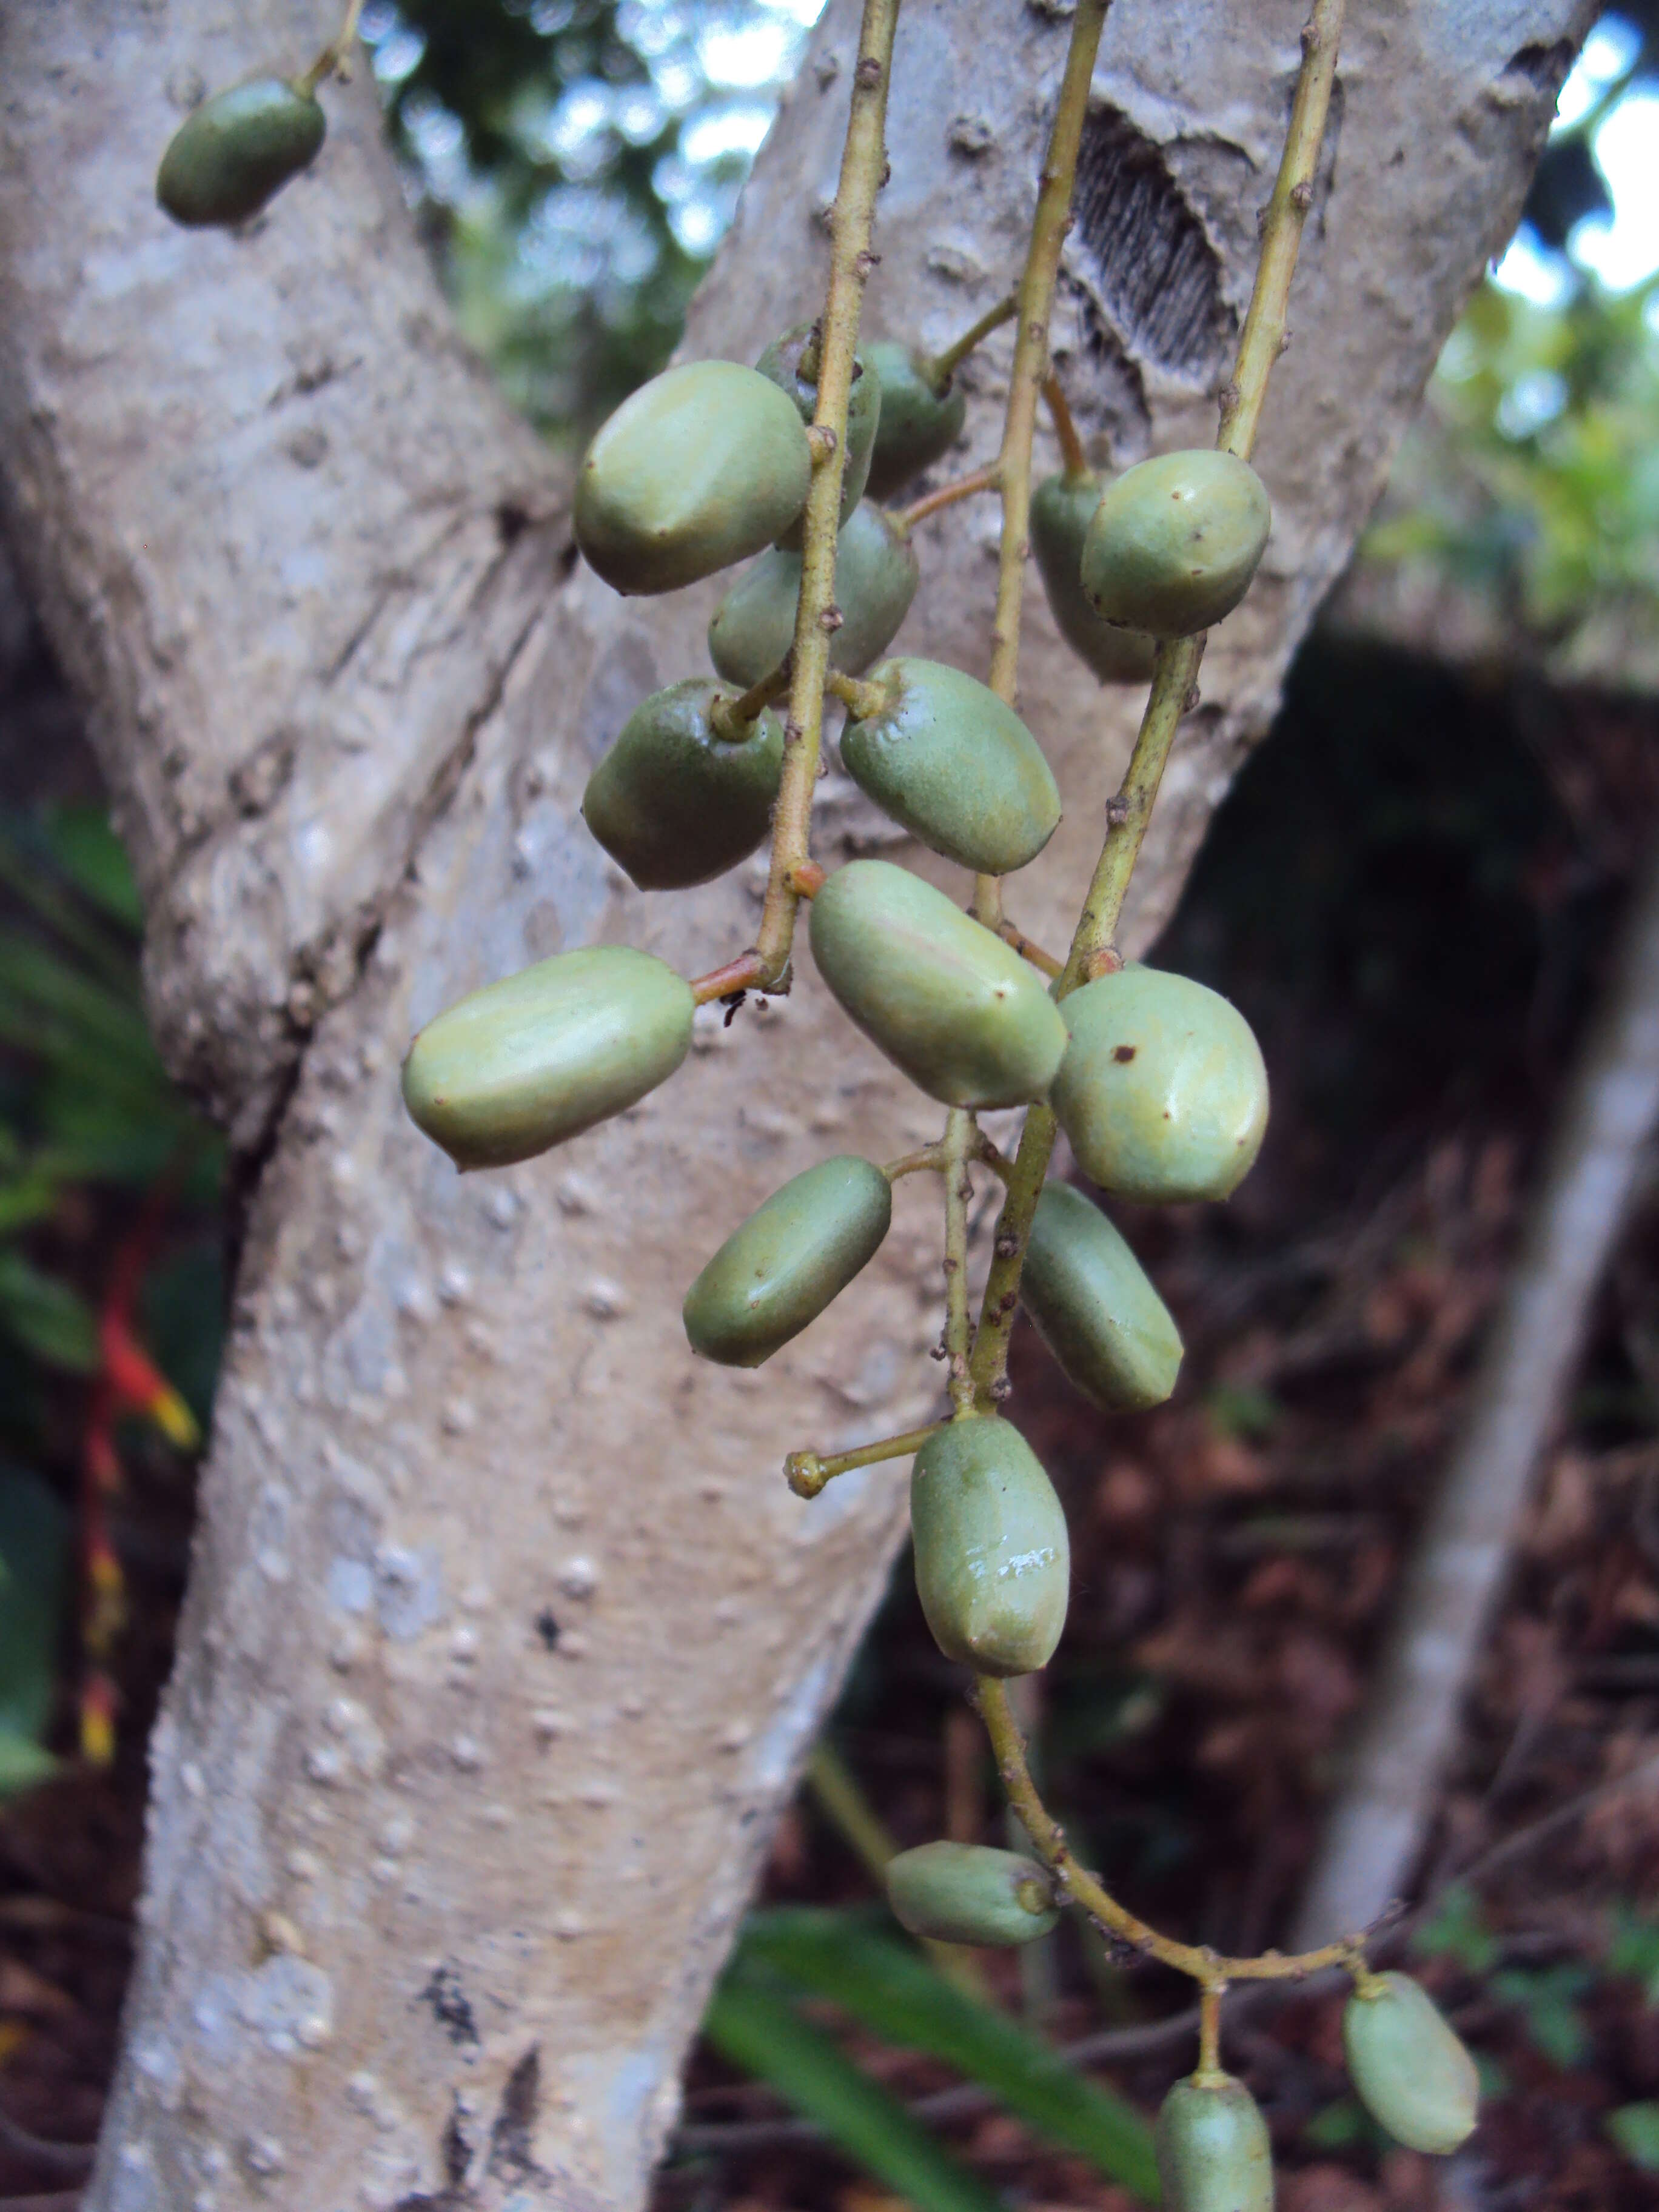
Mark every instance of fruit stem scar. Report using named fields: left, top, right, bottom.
left=750, top=0, right=900, bottom=993
left=785, top=1422, right=944, bottom=1499
left=823, top=669, right=890, bottom=720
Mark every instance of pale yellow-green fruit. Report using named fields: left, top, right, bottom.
left=1343, top=1973, right=1479, bottom=2154
left=839, top=658, right=1062, bottom=877
left=756, top=321, right=881, bottom=546
left=1052, top=965, right=1268, bottom=1203
left=574, top=362, right=813, bottom=595
left=1081, top=450, right=1271, bottom=638
left=580, top=678, right=783, bottom=891
left=682, top=1156, right=893, bottom=1367
left=1155, top=2074, right=1275, bottom=2212
left=910, top=1417, right=1070, bottom=1676
left=862, top=340, right=967, bottom=500
left=808, top=861, right=1067, bottom=1110
left=401, top=947, right=693, bottom=1170
left=1031, top=471, right=1159, bottom=682
left=707, top=501, right=919, bottom=688
left=1022, top=1182, right=1182, bottom=1412
left=885, top=1843, right=1059, bottom=1947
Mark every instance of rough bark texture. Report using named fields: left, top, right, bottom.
left=0, top=3, right=1586, bottom=2207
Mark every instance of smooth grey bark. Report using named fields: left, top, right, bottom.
left=1292, top=828, right=1659, bottom=1949
left=0, top=3, right=1585, bottom=2208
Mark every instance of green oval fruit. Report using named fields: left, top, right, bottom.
left=708, top=501, right=919, bottom=688
left=863, top=340, right=967, bottom=500
left=886, top=1843, right=1059, bottom=1947
left=839, top=658, right=1062, bottom=877
left=1022, top=1183, right=1182, bottom=1412
left=156, top=79, right=326, bottom=228
left=911, top=1418, right=1070, bottom=1675
left=581, top=678, right=783, bottom=891
left=756, top=323, right=880, bottom=547
left=809, top=861, right=1067, bottom=1109
left=575, top=363, right=813, bottom=595
left=1031, top=472, right=1159, bottom=682
left=683, top=1156, right=893, bottom=1367
left=1052, top=966, right=1268, bottom=1202
left=1081, top=451, right=1271, bottom=638
left=1156, top=2074, right=1274, bottom=2212
left=402, top=947, right=693, bottom=1170
left=1344, top=1973, right=1478, bottom=2154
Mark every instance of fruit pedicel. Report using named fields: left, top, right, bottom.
left=165, top=0, right=1480, bottom=2190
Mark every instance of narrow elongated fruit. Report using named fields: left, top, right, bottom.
left=1344, top=1973, right=1478, bottom=2154
left=756, top=323, right=880, bottom=546
left=910, top=1418, right=1069, bottom=1675
left=1031, top=472, right=1158, bottom=682
left=402, top=948, right=693, bottom=1170
left=156, top=79, right=326, bottom=227
left=839, top=658, right=1062, bottom=876
left=1053, top=966, right=1268, bottom=1202
left=1156, top=2074, right=1274, bottom=2212
left=1022, top=1183, right=1182, bottom=1411
left=862, top=340, right=967, bottom=500
left=581, top=679, right=783, bottom=891
left=683, top=1156, right=893, bottom=1367
left=809, top=862, right=1067, bottom=1109
left=708, top=503, right=918, bottom=687
left=886, top=1843, right=1059, bottom=1947
left=575, top=363, right=813, bottom=595
left=1081, top=451, right=1271, bottom=638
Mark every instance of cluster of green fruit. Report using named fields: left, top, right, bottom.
left=891, top=1842, right=1479, bottom=2193
left=396, top=335, right=1269, bottom=1697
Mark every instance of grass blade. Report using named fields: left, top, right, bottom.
left=705, top=1969, right=1008, bottom=2212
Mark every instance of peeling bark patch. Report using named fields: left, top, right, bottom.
left=1500, top=39, right=1575, bottom=101
left=1071, top=107, right=1232, bottom=383
left=420, top=1963, right=480, bottom=2048
left=486, top=2047, right=545, bottom=2182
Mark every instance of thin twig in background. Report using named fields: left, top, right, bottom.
left=1293, top=827, right=1659, bottom=1948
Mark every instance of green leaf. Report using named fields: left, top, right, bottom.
left=1608, top=1902, right=1659, bottom=2008
left=704, top=1971, right=1008, bottom=2212
left=0, top=1251, right=99, bottom=1372
left=0, top=1466, right=69, bottom=1794
left=1608, top=2103, right=1659, bottom=2173
left=1490, top=1963, right=1592, bottom=2068
left=742, top=1911, right=1159, bottom=2202
left=41, top=804, right=145, bottom=933
left=1412, top=1883, right=1500, bottom=1974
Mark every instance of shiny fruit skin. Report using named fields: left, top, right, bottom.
left=862, top=340, right=967, bottom=500
left=581, top=678, right=783, bottom=891
left=1031, top=472, right=1159, bottom=682
left=756, top=323, right=880, bottom=546
left=708, top=501, right=919, bottom=688
left=682, top=1156, right=893, bottom=1367
left=1343, top=1974, right=1479, bottom=2154
left=1155, top=2074, right=1275, bottom=2212
left=839, top=657, right=1062, bottom=876
left=574, top=363, right=813, bottom=595
left=156, top=79, right=326, bottom=227
left=401, top=947, right=693, bottom=1170
left=1052, top=965, right=1268, bottom=1203
left=809, top=861, right=1068, bottom=1110
left=1022, top=1182, right=1182, bottom=1412
left=910, top=1417, right=1070, bottom=1676
left=885, top=1842, right=1059, bottom=1947
left=1081, top=450, right=1271, bottom=638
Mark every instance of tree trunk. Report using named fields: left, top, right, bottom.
left=0, top=3, right=1586, bottom=2206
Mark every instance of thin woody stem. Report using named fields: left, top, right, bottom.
left=996, top=917, right=1063, bottom=979
left=709, top=657, right=793, bottom=741
left=973, top=0, right=1110, bottom=930
left=1042, top=373, right=1089, bottom=479
left=941, top=1109, right=977, bottom=1417
left=891, top=463, right=1001, bottom=536
left=884, top=1144, right=948, bottom=1181
left=976, top=1679, right=1369, bottom=1985
left=750, top=0, right=899, bottom=990
left=1198, top=1983, right=1225, bottom=2075
left=785, top=1423, right=943, bottom=1500
left=970, top=0, right=1344, bottom=1406
left=298, top=0, right=365, bottom=93
left=927, top=293, right=1018, bottom=388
